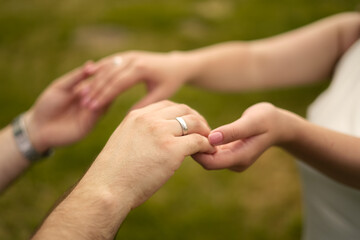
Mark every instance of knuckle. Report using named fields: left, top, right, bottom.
left=160, top=100, right=173, bottom=106
left=127, top=109, right=140, bottom=119
left=158, top=137, right=175, bottom=152
left=192, top=119, right=203, bottom=131
left=134, top=114, right=147, bottom=124
left=194, top=134, right=206, bottom=146
left=187, top=114, right=198, bottom=124
left=178, top=103, right=191, bottom=113
left=147, top=120, right=164, bottom=133
left=190, top=113, right=203, bottom=122
left=128, top=110, right=148, bottom=123
left=133, top=59, right=149, bottom=74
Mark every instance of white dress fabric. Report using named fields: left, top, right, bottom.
left=299, top=39, right=360, bottom=240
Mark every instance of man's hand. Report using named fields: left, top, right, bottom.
left=33, top=101, right=215, bottom=239
left=91, top=100, right=216, bottom=208
left=25, top=61, right=106, bottom=153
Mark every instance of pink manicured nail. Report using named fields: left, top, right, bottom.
left=208, top=132, right=224, bottom=145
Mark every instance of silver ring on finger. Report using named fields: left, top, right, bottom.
left=175, top=117, right=188, bottom=136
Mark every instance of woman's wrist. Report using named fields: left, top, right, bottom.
left=168, top=50, right=204, bottom=85
left=275, top=108, right=305, bottom=148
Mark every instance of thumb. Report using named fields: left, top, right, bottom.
left=208, top=115, right=267, bottom=146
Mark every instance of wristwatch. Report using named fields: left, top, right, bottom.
left=12, top=114, right=52, bottom=161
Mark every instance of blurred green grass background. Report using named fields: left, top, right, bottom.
left=0, top=0, right=358, bottom=239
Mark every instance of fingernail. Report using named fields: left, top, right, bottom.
left=85, top=65, right=96, bottom=75
left=208, top=132, right=223, bottom=145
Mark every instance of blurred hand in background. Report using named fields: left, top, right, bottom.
left=0, top=61, right=113, bottom=191
left=78, top=51, right=190, bottom=111
left=25, top=61, right=107, bottom=154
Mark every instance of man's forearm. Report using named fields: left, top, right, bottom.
left=32, top=156, right=133, bottom=240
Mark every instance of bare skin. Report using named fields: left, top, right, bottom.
left=76, top=12, right=360, bottom=188
left=32, top=101, right=215, bottom=240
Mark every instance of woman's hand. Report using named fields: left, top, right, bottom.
left=193, top=101, right=360, bottom=189
left=89, top=100, right=216, bottom=208
left=193, top=103, right=298, bottom=172
left=79, top=51, right=193, bottom=111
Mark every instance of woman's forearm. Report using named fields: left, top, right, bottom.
left=283, top=114, right=360, bottom=189
left=180, top=41, right=258, bottom=91
left=198, top=103, right=360, bottom=189
left=180, top=12, right=360, bottom=91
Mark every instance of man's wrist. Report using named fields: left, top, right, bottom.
left=12, top=111, right=52, bottom=161
left=84, top=154, right=138, bottom=209
left=24, top=110, right=50, bottom=154
left=33, top=178, right=132, bottom=240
